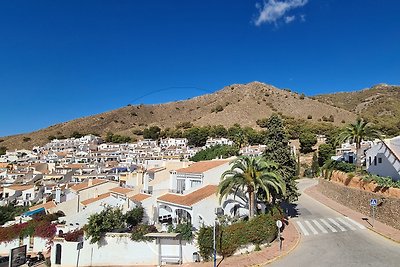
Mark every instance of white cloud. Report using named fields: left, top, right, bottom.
left=254, top=0, right=308, bottom=26
left=285, top=15, right=296, bottom=23
left=300, top=14, right=306, bottom=22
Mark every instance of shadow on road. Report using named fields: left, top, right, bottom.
left=281, top=202, right=299, bottom=218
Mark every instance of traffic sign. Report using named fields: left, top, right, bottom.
left=276, top=220, right=283, bottom=229
left=370, top=199, right=377, bottom=206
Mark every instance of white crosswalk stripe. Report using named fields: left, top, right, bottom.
left=344, top=217, right=367, bottom=230
left=296, top=221, right=309, bottom=236
left=295, top=217, right=367, bottom=237
left=328, top=218, right=347, bottom=231
left=312, top=219, right=328, bottom=234
left=320, top=218, right=337, bottom=232
left=305, top=220, right=318, bottom=235
left=337, top=217, right=356, bottom=230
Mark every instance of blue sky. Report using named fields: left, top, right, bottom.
left=1, top=0, right=399, bottom=136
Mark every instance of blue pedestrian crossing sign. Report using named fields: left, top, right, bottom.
left=370, top=199, right=377, bottom=206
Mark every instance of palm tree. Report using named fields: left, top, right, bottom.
left=218, top=156, right=286, bottom=218
left=336, top=118, right=382, bottom=169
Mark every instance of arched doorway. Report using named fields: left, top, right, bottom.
left=55, top=244, right=62, bottom=264
left=175, top=209, right=192, bottom=224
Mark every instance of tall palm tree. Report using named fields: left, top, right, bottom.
left=336, top=118, right=382, bottom=169
left=218, top=156, right=286, bottom=218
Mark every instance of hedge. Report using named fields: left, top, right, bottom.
left=197, top=206, right=284, bottom=260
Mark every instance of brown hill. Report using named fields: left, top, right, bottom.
left=1, top=82, right=356, bottom=150
left=315, top=84, right=400, bottom=135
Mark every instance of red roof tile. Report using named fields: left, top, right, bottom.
left=176, top=160, right=229, bottom=174
left=157, top=185, right=217, bottom=207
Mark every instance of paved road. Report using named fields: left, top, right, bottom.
left=269, top=179, right=400, bottom=267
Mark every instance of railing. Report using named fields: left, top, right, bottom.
left=168, top=189, right=184, bottom=194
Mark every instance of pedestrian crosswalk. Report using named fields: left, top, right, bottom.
left=295, top=217, right=366, bottom=236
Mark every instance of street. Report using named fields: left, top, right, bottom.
left=269, top=179, right=400, bottom=267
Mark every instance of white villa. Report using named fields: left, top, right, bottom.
left=366, top=136, right=400, bottom=181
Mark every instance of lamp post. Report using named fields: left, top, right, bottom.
left=213, top=207, right=223, bottom=267
left=213, top=217, right=217, bottom=267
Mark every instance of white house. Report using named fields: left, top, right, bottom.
left=366, top=136, right=400, bottom=181
left=157, top=184, right=219, bottom=229
left=169, top=160, right=230, bottom=194
left=205, top=137, right=233, bottom=148
left=159, top=138, right=188, bottom=149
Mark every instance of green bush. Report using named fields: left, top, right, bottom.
left=197, top=212, right=280, bottom=259
left=85, top=207, right=125, bottom=243
left=191, top=145, right=239, bottom=162
left=362, top=174, right=400, bottom=189
left=130, top=224, right=158, bottom=242
left=168, top=223, right=193, bottom=241
left=197, top=226, right=213, bottom=261
left=125, top=206, right=144, bottom=228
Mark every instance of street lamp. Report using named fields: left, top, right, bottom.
left=213, top=207, right=224, bottom=267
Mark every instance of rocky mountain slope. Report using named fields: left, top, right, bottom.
left=315, top=84, right=400, bottom=135
left=1, top=82, right=356, bottom=149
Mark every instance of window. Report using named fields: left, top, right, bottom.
left=374, top=156, right=377, bottom=166
left=378, top=158, right=382, bottom=164
left=369, top=157, right=371, bottom=166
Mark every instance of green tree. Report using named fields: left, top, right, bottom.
left=262, top=114, right=300, bottom=203
left=143, top=126, right=161, bottom=140
left=336, top=118, right=382, bottom=169
left=191, top=145, right=239, bottom=162
left=299, top=132, right=317, bottom=153
left=218, top=156, right=285, bottom=218
left=318, top=143, right=335, bottom=166
left=125, top=206, right=144, bottom=228
left=0, top=204, right=28, bottom=225
left=85, top=207, right=125, bottom=243
left=0, top=146, right=7, bottom=156
left=209, top=125, right=228, bottom=138
left=311, top=152, right=319, bottom=177
left=184, top=127, right=209, bottom=147
left=70, top=131, right=84, bottom=138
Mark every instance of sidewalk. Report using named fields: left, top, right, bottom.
left=305, top=183, right=400, bottom=243
left=174, top=219, right=300, bottom=267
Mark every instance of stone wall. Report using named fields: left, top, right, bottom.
left=318, top=179, right=400, bottom=230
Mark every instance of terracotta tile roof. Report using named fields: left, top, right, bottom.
left=6, top=185, right=34, bottom=191
left=109, top=187, right=134, bottom=195
left=157, top=185, right=217, bottom=207
left=0, top=163, right=9, bottom=168
left=63, top=163, right=87, bottom=169
left=29, top=201, right=57, bottom=211
left=176, top=160, right=229, bottom=174
left=70, top=179, right=109, bottom=192
left=129, top=193, right=151, bottom=202
left=81, top=193, right=112, bottom=206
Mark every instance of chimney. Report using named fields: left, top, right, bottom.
left=88, top=179, right=93, bottom=187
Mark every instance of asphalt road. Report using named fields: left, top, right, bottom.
left=268, top=179, right=400, bottom=267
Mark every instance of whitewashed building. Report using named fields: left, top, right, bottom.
left=366, top=136, right=400, bottom=181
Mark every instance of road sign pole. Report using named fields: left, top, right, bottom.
left=372, top=206, right=375, bottom=228
left=276, top=220, right=283, bottom=252
left=370, top=198, right=377, bottom=227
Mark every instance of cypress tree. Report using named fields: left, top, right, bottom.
left=263, top=114, right=300, bottom=202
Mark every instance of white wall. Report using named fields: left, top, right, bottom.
left=0, top=236, right=49, bottom=255
left=51, top=234, right=198, bottom=267
left=366, top=142, right=400, bottom=181
left=203, top=162, right=230, bottom=185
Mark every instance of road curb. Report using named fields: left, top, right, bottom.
left=304, top=185, right=400, bottom=244
left=252, top=222, right=301, bottom=266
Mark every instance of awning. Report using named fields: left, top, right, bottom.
left=23, top=207, right=45, bottom=217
